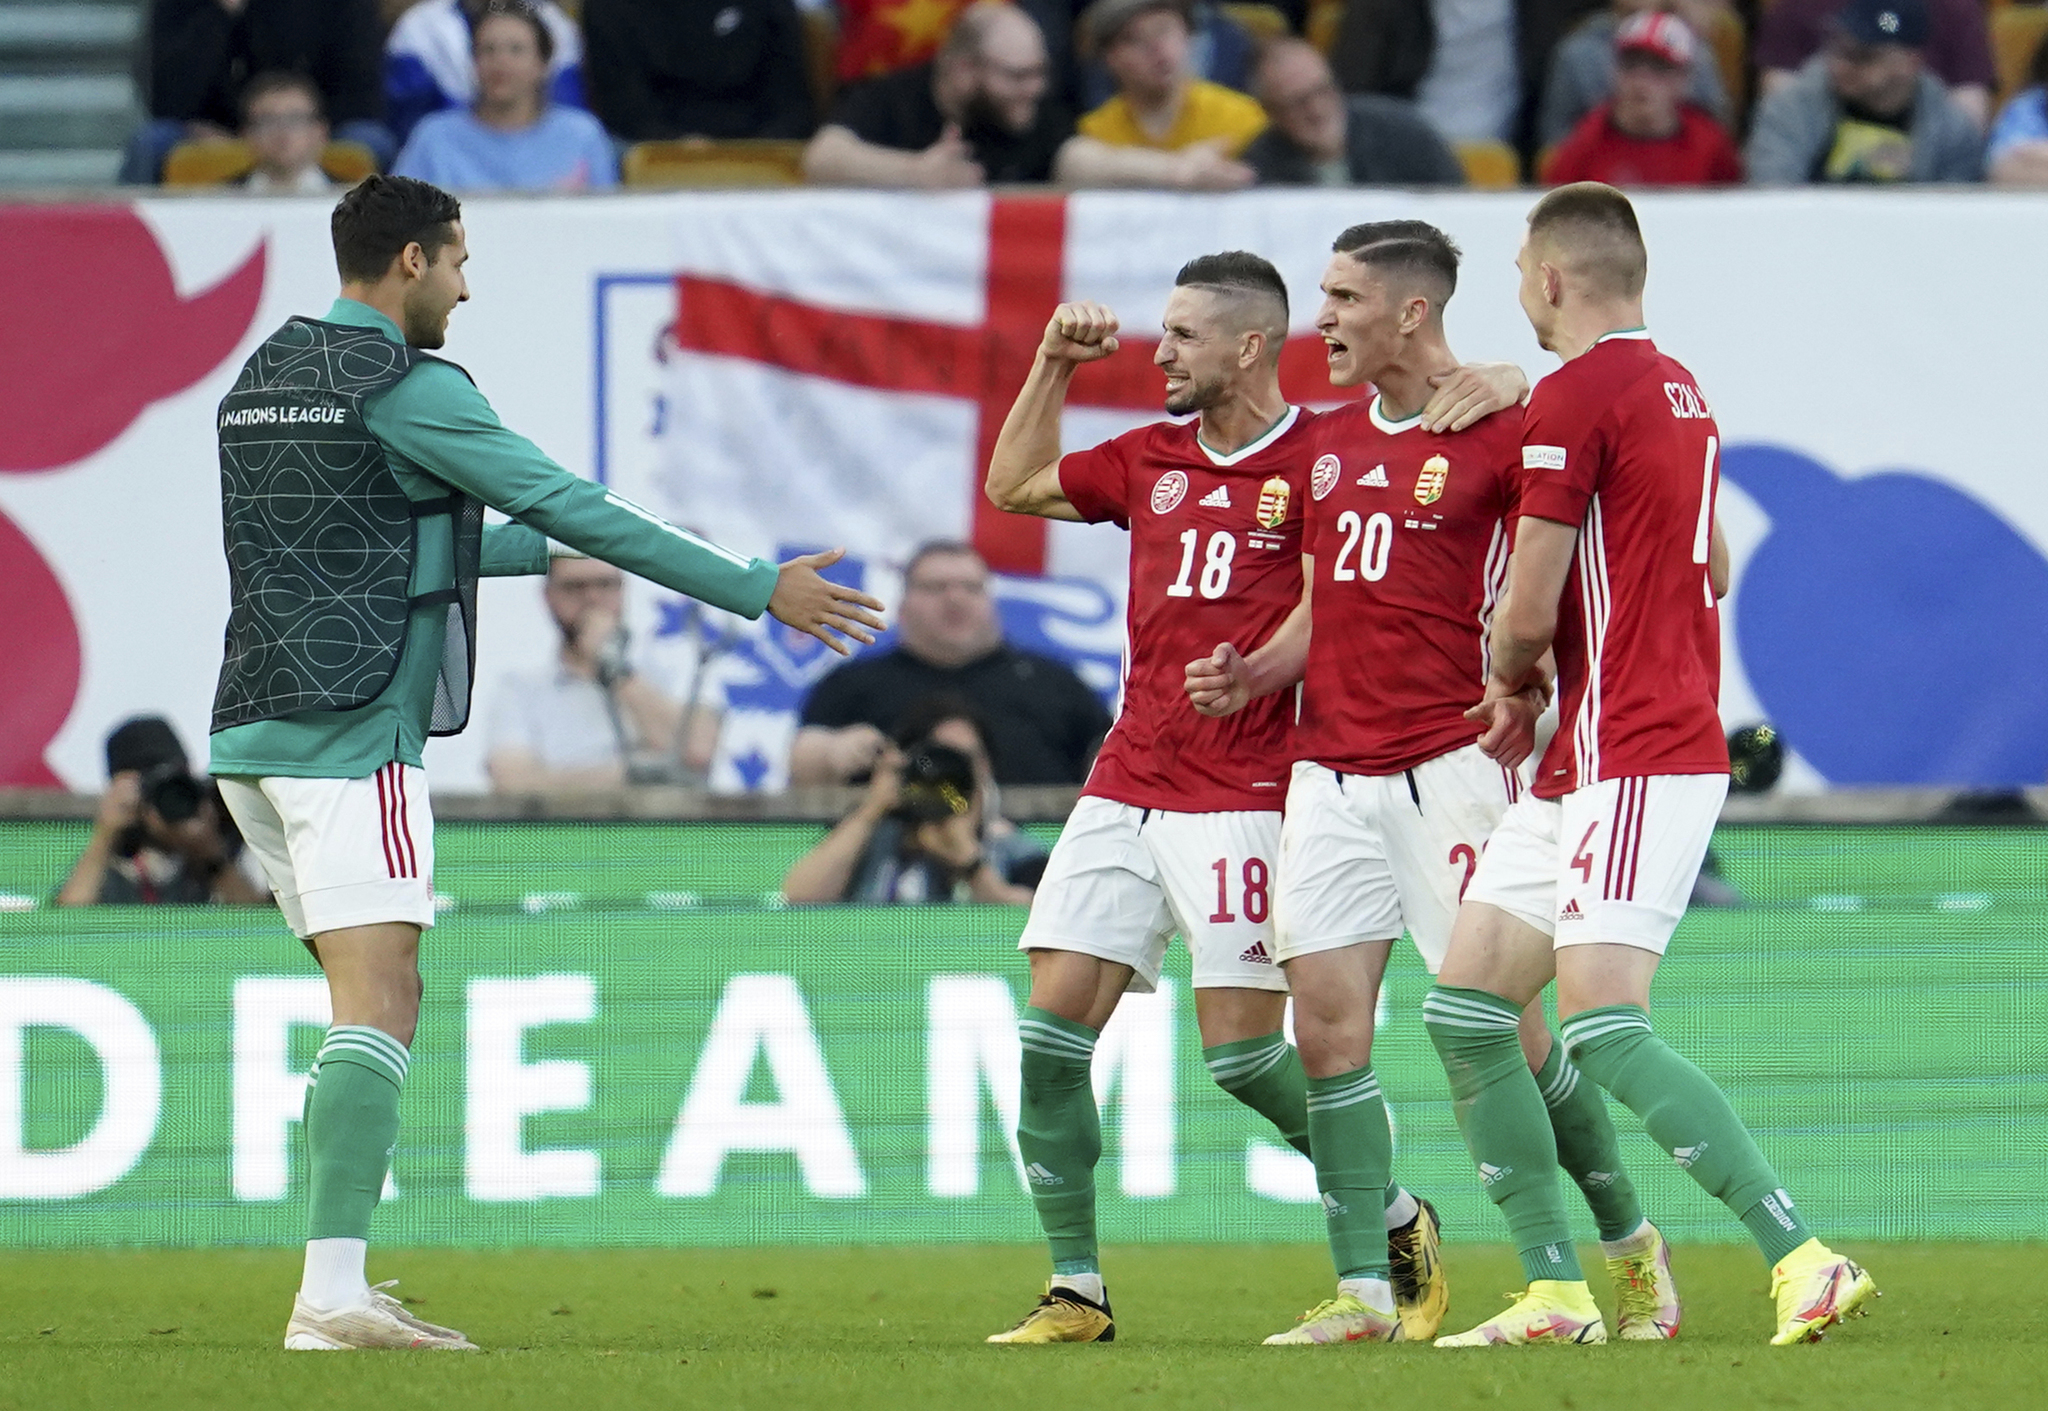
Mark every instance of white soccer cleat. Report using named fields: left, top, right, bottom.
left=283, top=1281, right=479, bottom=1351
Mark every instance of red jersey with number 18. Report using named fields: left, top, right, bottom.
left=1057, top=408, right=1313, bottom=813
left=1299, top=396, right=1522, bottom=774
left=1518, top=331, right=1729, bottom=799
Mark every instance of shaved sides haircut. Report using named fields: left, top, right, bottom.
left=1174, top=250, right=1290, bottom=355
left=1526, top=182, right=1648, bottom=299
left=1332, top=219, right=1461, bottom=312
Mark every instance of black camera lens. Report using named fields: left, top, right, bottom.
left=142, top=765, right=204, bottom=823
left=895, top=744, right=978, bottom=824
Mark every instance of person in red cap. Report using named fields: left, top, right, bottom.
left=1541, top=13, right=1741, bottom=187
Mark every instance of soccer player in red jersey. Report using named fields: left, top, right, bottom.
left=1424, top=184, right=1876, bottom=1348
left=1186, top=220, right=1665, bottom=1347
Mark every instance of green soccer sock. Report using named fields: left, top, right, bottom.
left=1423, top=986, right=1583, bottom=1283
left=305, top=1025, right=407, bottom=1242
left=1533, top=1038, right=1645, bottom=1242
left=1202, top=1032, right=1312, bottom=1157
left=1016, top=1007, right=1102, bottom=1274
left=1305, top=1066, right=1393, bottom=1281
left=1562, top=1006, right=1815, bottom=1265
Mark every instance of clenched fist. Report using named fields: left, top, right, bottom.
left=1040, top=302, right=1120, bottom=363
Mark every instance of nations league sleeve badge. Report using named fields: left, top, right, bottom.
left=1257, top=476, right=1291, bottom=528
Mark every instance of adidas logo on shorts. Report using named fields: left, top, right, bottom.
left=1559, top=899, right=1584, bottom=920
left=1199, top=486, right=1232, bottom=508
left=1238, top=940, right=1272, bottom=964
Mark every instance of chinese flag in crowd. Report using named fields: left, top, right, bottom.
left=835, top=0, right=972, bottom=80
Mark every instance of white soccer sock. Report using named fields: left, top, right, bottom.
left=1338, top=1276, right=1396, bottom=1313
left=1383, top=1188, right=1420, bottom=1230
left=1050, top=1272, right=1106, bottom=1306
left=1599, top=1219, right=1655, bottom=1258
left=300, top=1237, right=371, bottom=1311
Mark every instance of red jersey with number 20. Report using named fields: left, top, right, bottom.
left=1301, top=395, right=1521, bottom=774
left=1058, top=408, right=1312, bottom=813
left=1518, top=331, right=1728, bottom=799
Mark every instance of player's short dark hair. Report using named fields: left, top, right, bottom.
left=1173, top=250, right=1289, bottom=321
left=903, top=540, right=986, bottom=584
left=331, top=174, right=463, bottom=283
left=471, top=0, right=554, bottom=63
left=239, top=70, right=324, bottom=124
left=1526, top=182, right=1647, bottom=298
left=1331, top=220, right=1461, bottom=309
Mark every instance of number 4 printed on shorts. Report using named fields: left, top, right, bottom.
left=1571, top=823, right=1600, bottom=883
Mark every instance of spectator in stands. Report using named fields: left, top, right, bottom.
left=790, top=542, right=1110, bottom=787
left=1746, top=0, right=1984, bottom=184
left=236, top=70, right=334, bottom=192
left=583, top=0, right=814, bottom=143
left=1055, top=0, right=1269, bottom=188
left=486, top=557, right=721, bottom=792
left=1987, top=32, right=2048, bottom=186
left=1244, top=37, right=1466, bottom=184
left=1076, top=1, right=1262, bottom=110
left=393, top=1, right=617, bottom=190
left=55, top=717, right=270, bottom=908
left=781, top=696, right=1044, bottom=905
left=1327, top=0, right=1602, bottom=151
left=125, top=0, right=391, bottom=184
left=804, top=1, right=1072, bottom=187
left=1541, top=13, right=1741, bottom=184
left=384, top=0, right=586, bottom=146
left=1538, top=0, right=1730, bottom=150
left=1757, top=0, right=1992, bottom=126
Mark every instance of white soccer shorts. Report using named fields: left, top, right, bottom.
left=217, top=763, right=436, bottom=940
left=1017, top=796, right=1287, bottom=993
left=1274, top=745, right=1526, bottom=974
left=1462, top=772, right=1729, bottom=955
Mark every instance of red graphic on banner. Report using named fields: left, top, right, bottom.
left=0, top=207, right=266, bottom=472
left=0, top=207, right=267, bottom=784
left=674, top=195, right=1342, bottom=575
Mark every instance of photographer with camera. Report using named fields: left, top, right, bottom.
left=56, top=717, right=271, bottom=908
left=781, top=696, right=1045, bottom=905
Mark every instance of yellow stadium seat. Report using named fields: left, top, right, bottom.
left=1703, top=7, right=1749, bottom=121
left=162, top=139, right=379, bottom=187
left=1993, top=4, right=2048, bottom=106
left=621, top=139, right=808, bottom=188
left=804, top=8, right=841, bottom=118
left=1306, top=0, right=1345, bottom=53
left=1455, top=139, right=1522, bottom=188
left=1221, top=1, right=1293, bottom=41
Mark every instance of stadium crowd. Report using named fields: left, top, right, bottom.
left=129, top=0, right=2048, bottom=188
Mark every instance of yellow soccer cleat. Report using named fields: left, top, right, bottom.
left=986, top=1284, right=1116, bottom=1344
left=1263, top=1292, right=1404, bottom=1345
left=1388, top=1197, right=1450, bottom=1342
left=1605, top=1222, right=1681, bottom=1341
left=1434, top=1280, right=1608, bottom=1347
left=1770, top=1241, right=1877, bottom=1345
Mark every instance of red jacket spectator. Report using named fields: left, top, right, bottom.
left=1542, top=14, right=1741, bottom=186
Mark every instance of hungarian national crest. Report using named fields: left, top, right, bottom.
left=1414, top=455, right=1449, bottom=506
left=1256, top=476, right=1291, bottom=528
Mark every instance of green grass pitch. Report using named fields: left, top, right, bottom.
left=4, top=1243, right=2039, bottom=1410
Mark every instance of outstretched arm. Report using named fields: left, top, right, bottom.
left=1186, top=563, right=1313, bottom=717
left=986, top=302, right=1123, bottom=522
left=1421, top=363, right=1531, bottom=434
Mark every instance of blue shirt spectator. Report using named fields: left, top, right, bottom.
left=1987, top=32, right=2048, bottom=186
left=392, top=1, right=617, bottom=190
left=385, top=0, right=587, bottom=145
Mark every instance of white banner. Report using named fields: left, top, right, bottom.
left=3, top=190, right=2044, bottom=793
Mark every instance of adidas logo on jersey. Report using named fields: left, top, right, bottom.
left=1026, top=1162, right=1066, bottom=1186
left=1199, top=486, right=1232, bottom=508
left=1357, top=464, right=1389, bottom=487
left=1559, top=899, right=1584, bottom=920
left=1238, top=940, right=1272, bottom=964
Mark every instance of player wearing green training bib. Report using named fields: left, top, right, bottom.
left=209, top=175, right=884, bottom=1352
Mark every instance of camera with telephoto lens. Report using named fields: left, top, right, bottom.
left=893, top=744, right=978, bottom=825
left=139, top=762, right=205, bottom=824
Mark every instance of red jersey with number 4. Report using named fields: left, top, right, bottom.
left=1058, top=408, right=1312, bottom=812
left=1300, top=396, right=1521, bottom=774
left=1518, top=332, right=1729, bottom=799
